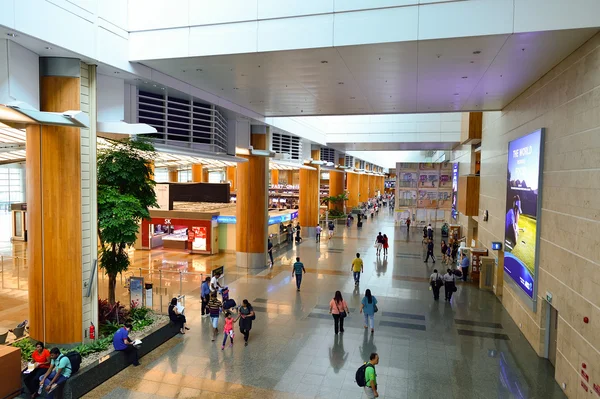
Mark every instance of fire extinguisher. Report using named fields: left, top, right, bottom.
left=89, top=322, right=95, bottom=340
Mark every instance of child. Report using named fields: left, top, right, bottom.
left=222, top=311, right=240, bottom=350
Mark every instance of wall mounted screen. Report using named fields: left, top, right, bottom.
left=504, top=129, right=544, bottom=299
left=451, top=163, right=459, bottom=220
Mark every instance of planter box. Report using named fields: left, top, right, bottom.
left=25, top=322, right=179, bottom=399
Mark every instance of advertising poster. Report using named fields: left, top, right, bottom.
left=504, top=129, right=544, bottom=299
left=451, top=163, right=459, bottom=220
left=129, top=277, right=144, bottom=308
left=191, top=226, right=207, bottom=251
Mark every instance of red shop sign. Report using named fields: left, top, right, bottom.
left=581, top=381, right=588, bottom=392
left=593, top=383, right=600, bottom=396
left=188, top=232, right=195, bottom=242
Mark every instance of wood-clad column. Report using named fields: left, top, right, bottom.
left=329, top=170, right=344, bottom=212
left=236, top=133, right=268, bottom=268
left=191, top=164, right=203, bottom=182
left=299, top=150, right=320, bottom=236
left=226, top=166, right=236, bottom=191
left=347, top=172, right=359, bottom=209
left=270, top=169, right=279, bottom=185
left=27, top=58, right=83, bottom=345
left=168, top=169, right=178, bottom=182
left=148, top=161, right=155, bottom=180
left=360, top=173, right=369, bottom=203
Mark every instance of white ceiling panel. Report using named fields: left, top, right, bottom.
left=141, top=28, right=598, bottom=117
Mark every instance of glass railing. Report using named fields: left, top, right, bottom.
left=0, top=255, right=28, bottom=290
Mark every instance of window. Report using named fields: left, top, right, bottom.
left=178, top=169, right=191, bottom=183
left=0, top=167, right=24, bottom=211
left=154, top=168, right=169, bottom=183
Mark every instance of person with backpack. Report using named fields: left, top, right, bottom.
left=112, top=322, right=140, bottom=366
left=238, top=299, right=255, bottom=346
left=37, top=348, right=72, bottom=399
left=207, top=292, right=222, bottom=341
left=429, top=269, right=443, bottom=300
left=355, top=352, right=380, bottom=398
left=444, top=268, right=457, bottom=301
left=360, top=289, right=378, bottom=334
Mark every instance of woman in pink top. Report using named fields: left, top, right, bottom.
left=329, top=291, right=350, bottom=334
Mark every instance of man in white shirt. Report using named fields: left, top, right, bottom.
left=210, top=270, right=222, bottom=294
left=443, top=269, right=457, bottom=301
left=429, top=269, right=442, bottom=300
left=315, top=225, right=322, bottom=243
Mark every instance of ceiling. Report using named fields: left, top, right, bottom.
left=141, top=28, right=598, bottom=117
left=332, top=142, right=456, bottom=151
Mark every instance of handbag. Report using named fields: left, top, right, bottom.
left=335, top=301, right=347, bottom=319
left=374, top=304, right=378, bottom=313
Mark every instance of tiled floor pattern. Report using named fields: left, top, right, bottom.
left=81, top=212, right=565, bottom=399
left=0, top=210, right=565, bottom=398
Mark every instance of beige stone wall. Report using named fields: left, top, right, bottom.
left=479, top=33, right=600, bottom=397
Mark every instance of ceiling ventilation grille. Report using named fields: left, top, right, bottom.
left=344, top=155, right=354, bottom=168
left=358, top=160, right=366, bottom=170
left=320, top=148, right=335, bottom=163
left=272, top=132, right=302, bottom=160
left=137, top=90, right=228, bottom=153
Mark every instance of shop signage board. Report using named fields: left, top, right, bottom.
left=504, top=129, right=544, bottom=301
left=154, top=184, right=170, bottom=210
left=130, top=277, right=144, bottom=308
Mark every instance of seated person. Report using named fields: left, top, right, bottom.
left=113, top=323, right=140, bottom=367
left=168, top=297, right=189, bottom=334
left=38, top=348, right=71, bottom=399
left=25, top=341, right=50, bottom=397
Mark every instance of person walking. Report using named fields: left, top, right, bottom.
left=440, top=240, right=448, bottom=264
left=207, top=292, right=222, bottom=341
left=351, top=253, right=364, bottom=286
left=328, top=220, right=335, bottom=239
left=360, top=289, right=378, bottom=334
left=238, top=299, right=255, bottom=346
left=406, top=217, right=411, bottom=233
left=315, top=224, right=322, bottom=243
left=427, top=223, right=433, bottom=240
left=363, top=352, right=380, bottom=399
left=375, top=232, right=383, bottom=257
left=424, top=239, right=436, bottom=263
left=201, top=277, right=210, bottom=317
left=429, top=269, right=443, bottom=300
left=382, top=234, right=389, bottom=257
left=292, top=257, right=306, bottom=291
left=329, top=291, right=349, bottom=334
left=221, top=311, right=239, bottom=350
left=268, top=238, right=274, bottom=266
left=444, top=268, right=457, bottom=301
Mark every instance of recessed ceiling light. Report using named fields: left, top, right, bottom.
left=6, top=33, right=17, bottom=37
left=196, top=68, right=203, bottom=72
left=500, top=74, right=503, bottom=78
left=144, top=81, right=148, bottom=84
left=45, top=46, right=52, bottom=50
left=233, top=87, right=239, bottom=90
left=153, top=84, right=157, bottom=87
left=161, top=87, right=165, bottom=90
left=350, top=97, right=356, bottom=99
left=473, top=50, right=481, bottom=55
left=241, top=74, right=246, bottom=77
left=258, top=65, right=261, bottom=68
left=134, top=78, right=141, bottom=81
left=454, top=93, right=459, bottom=96
left=114, top=71, right=120, bottom=74
left=301, top=110, right=303, bottom=112
left=470, top=61, right=475, bottom=64
left=462, top=76, right=468, bottom=79
left=321, top=60, right=328, bottom=64
left=338, top=82, right=344, bottom=85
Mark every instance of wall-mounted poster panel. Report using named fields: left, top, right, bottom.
left=504, top=129, right=544, bottom=300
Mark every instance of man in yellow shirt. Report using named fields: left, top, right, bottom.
left=351, top=253, right=364, bottom=286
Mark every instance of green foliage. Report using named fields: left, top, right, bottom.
left=321, top=192, right=349, bottom=205
left=12, top=339, right=35, bottom=361
left=99, top=321, right=121, bottom=337
left=329, top=209, right=345, bottom=217
left=129, top=305, right=151, bottom=322
left=97, top=138, right=157, bottom=303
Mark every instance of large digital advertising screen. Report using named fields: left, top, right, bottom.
left=504, top=129, right=544, bottom=299
left=451, top=163, right=459, bottom=220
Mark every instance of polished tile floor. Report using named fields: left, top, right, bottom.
left=13, top=210, right=567, bottom=398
